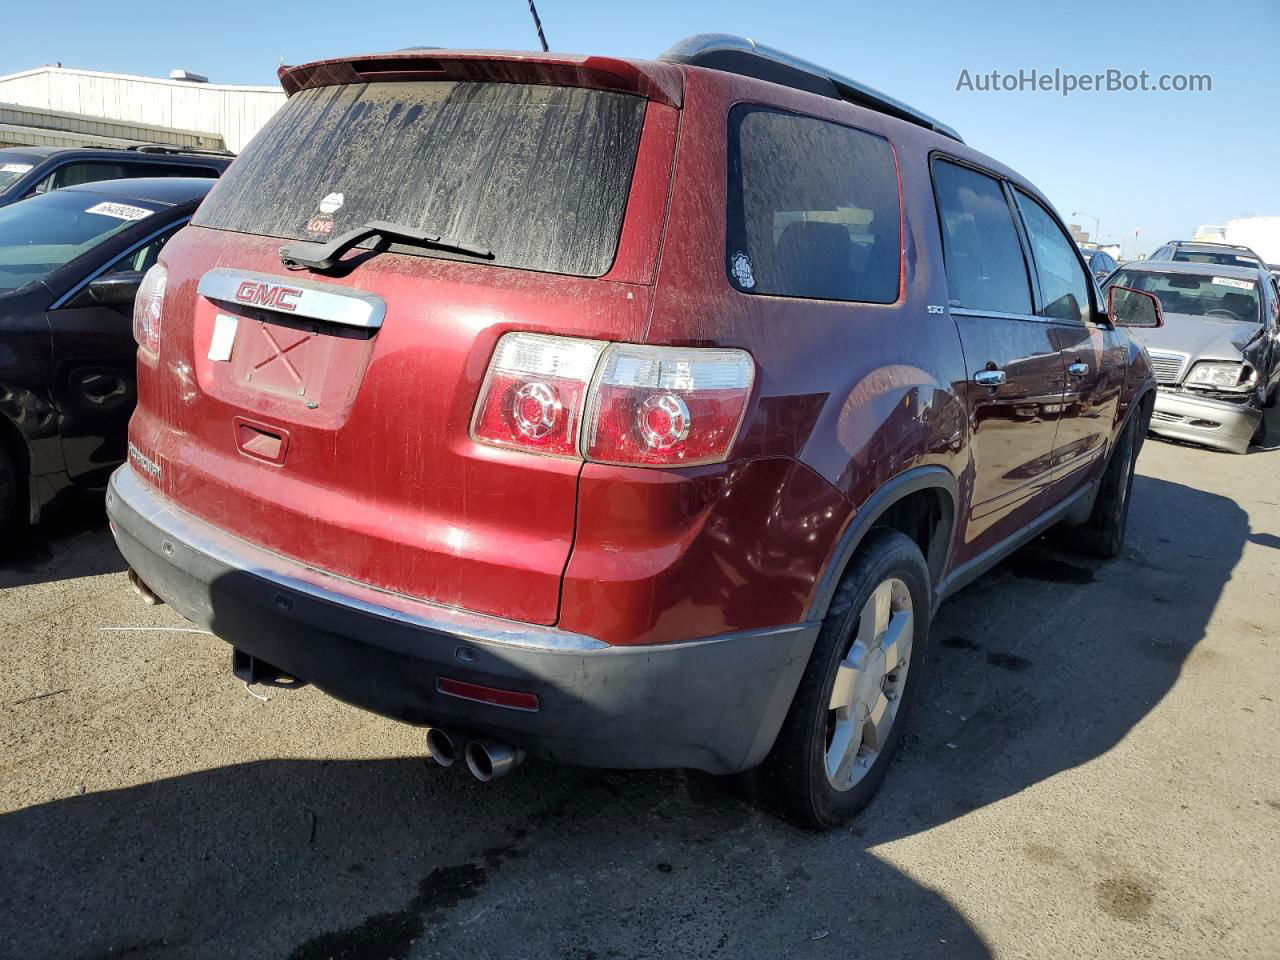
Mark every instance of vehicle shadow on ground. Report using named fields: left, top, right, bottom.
left=0, top=473, right=1250, bottom=959
left=0, top=495, right=126, bottom=588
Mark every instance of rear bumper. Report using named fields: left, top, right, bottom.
left=106, top=465, right=818, bottom=774
left=1148, top=390, right=1260, bottom=454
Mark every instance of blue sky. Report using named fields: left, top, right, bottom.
left=4, top=0, right=1277, bottom=256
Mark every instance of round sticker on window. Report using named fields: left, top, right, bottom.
left=730, top=251, right=756, bottom=290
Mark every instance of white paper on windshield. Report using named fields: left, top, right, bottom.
left=85, top=201, right=151, bottom=221
left=1, top=163, right=33, bottom=174
left=1210, top=276, right=1253, bottom=290
left=208, top=313, right=238, bottom=362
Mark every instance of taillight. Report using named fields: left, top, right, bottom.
left=472, top=334, right=755, bottom=467
left=132, top=264, right=167, bottom=357
left=584, top=344, right=755, bottom=466
left=471, top=333, right=606, bottom=458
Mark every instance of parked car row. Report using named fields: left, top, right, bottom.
left=0, top=34, right=1199, bottom=829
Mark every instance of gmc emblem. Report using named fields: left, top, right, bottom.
left=235, top=280, right=302, bottom=312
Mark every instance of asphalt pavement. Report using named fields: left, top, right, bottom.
left=3, top=412, right=1278, bottom=960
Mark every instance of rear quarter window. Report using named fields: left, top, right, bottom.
left=726, top=105, right=901, bottom=304
left=125, top=162, right=221, bottom=180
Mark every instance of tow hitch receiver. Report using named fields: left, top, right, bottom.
left=232, top=648, right=308, bottom=689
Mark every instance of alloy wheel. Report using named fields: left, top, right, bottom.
left=824, top=577, right=914, bottom=791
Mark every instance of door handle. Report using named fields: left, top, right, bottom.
left=1068, top=362, right=1091, bottom=378
left=973, top=369, right=1007, bottom=387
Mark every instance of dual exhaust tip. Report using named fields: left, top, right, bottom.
left=425, top=727, right=525, bottom=782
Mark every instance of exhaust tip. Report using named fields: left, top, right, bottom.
left=425, top=727, right=458, bottom=767
left=127, top=567, right=162, bottom=606
left=464, top=738, right=525, bottom=782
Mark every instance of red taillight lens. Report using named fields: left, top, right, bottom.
left=132, top=264, right=167, bottom=358
left=473, top=336, right=756, bottom=467
left=584, top=345, right=755, bottom=466
left=471, top=333, right=605, bottom=458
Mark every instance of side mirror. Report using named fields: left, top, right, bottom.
left=88, top=271, right=145, bottom=306
left=1108, top=285, right=1163, bottom=328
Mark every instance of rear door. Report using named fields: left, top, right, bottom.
left=50, top=222, right=185, bottom=487
left=932, top=158, right=1066, bottom=557
left=1013, top=192, right=1124, bottom=496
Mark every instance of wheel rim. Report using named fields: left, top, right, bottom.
left=825, top=577, right=913, bottom=791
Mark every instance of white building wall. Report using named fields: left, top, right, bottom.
left=1225, top=217, right=1280, bottom=266
left=0, top=66, right=285, bottom=152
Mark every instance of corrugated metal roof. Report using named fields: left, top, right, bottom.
left=0, top=102, right=225, bottom=150
left=0, top=121, right=156, bottom=150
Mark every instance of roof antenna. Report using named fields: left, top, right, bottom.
left=527, top=0, right=549, bottom=52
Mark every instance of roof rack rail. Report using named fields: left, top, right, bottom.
left=1173, top=239, right=1257, bottom=252
left=659, top=34, right=962, bottom=143
left=127, top=143, right=235, bottom=157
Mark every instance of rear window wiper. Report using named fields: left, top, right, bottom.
left=279, top=220, right=493, bottom=272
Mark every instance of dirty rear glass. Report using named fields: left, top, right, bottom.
left=193, top=81, right=647, bottom=277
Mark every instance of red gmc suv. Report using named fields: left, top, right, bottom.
left=107, top=35, right=1161, bottom=828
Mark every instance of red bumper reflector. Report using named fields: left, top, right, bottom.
left=436, top=677, right=540, bottom=712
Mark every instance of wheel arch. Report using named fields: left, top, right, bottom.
left=0, top=409, right=31, bottom=524
left=808, top=465, right=958, bottom=622
left=1119, top=382, right=1157, bottom=451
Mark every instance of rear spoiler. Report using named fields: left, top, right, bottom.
left=279, top=51, right=683, bottom=108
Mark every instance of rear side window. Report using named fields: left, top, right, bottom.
left=1015, top=190, right=1090, bottom=324
left=932, top=160, right=1032, bottom=315
left=194, top=81, right=647, bottom=278
left=726, top=105, right=900, bottom=303
left=35, top=161, right=127, bottom=194
left=125, top=162, right=220, bottom=180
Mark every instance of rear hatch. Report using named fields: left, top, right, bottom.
left=132, top=54, right=681, bottom=624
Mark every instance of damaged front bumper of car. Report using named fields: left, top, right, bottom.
left=1148, top=387, right=1262, bottom=454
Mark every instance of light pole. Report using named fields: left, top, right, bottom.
left=1072, top=211, right=1101, bottom=243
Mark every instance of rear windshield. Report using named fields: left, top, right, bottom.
left=726, top=105, right=901, bottom=304
left=193, top=81, right=647, bottom=277
left=1173, top=250, right=1262, bottom=269
left=1108, top=269, right=1260, bottom=323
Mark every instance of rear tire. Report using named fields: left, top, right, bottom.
left=1249, top=413, right=1266, bottom=449
left=0, top=449, right=17, bottom=548
left=1063, top=416, right=1138, bottom=558
left=752, top=528, right=931, bottom=830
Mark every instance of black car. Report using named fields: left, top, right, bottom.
left=1079, top=246, right=1119, bottom=283
left=0, top=146, right=230, bottom=208
left=0, top=177, right=214, bottom=536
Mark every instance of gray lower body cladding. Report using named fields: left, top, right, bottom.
left=105, top=466, right=818, bottom=774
